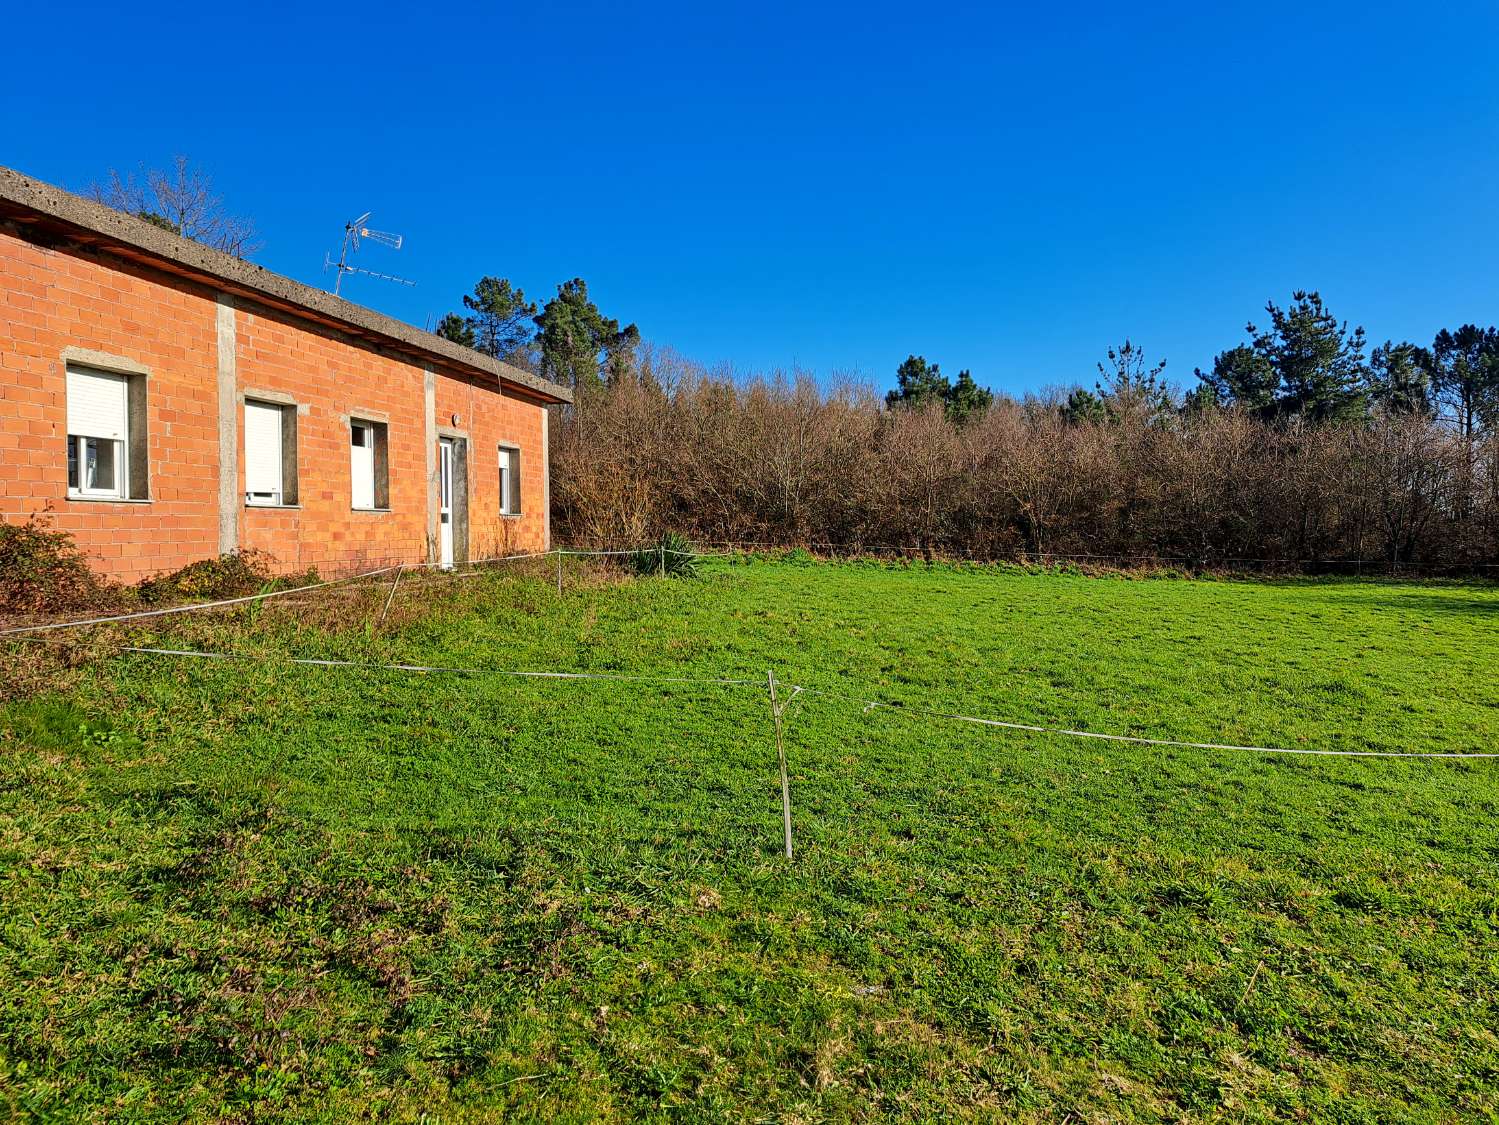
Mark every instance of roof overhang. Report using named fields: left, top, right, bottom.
left=0, top=165, right=573, bottom=406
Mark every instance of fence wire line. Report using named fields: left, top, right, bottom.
left=0, top=565, right=402, bottom=637
left=566, top=538, right=1499, bottom=570
left=791, top=687, right=1499, bottom=760
left=7, top=544, right=1494, bottom=761
left=110, top=644, right=1498, bottom=761
left=0, top=547, right=690, bottom=636
left=121, top=646, right=764, bottom=688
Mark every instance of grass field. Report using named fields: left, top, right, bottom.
left=2, top=557, right=1498, bottom=1121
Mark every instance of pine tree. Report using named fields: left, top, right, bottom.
left=434, top=312, right=475, bottom=349
left=885, top=355, right=951, bottom=410
left=1060, top=387, right=1108, bottom=426
left=461, top=277, right=537, bottom=361
left=1369, top=341, right=1434, bottom=417
left=1195, top=292, right=1369, bottom=424
left=946, top=369, right=993, bottom=424
left=1095, top=339, right=1170, bottom=420
left=1430, top=325, right=1499, bottom=437
left=534, top=279, right=638, bottom=391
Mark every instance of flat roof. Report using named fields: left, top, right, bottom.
left=0, top=165, right=572, bottom=405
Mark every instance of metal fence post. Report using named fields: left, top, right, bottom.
left=767, top=669, right=793, bottom=861
left=378, top=565, right=404, bottom=628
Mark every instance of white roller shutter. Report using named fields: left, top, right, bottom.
left=66, top=368, right=128, bottom=440
left=244, top=401, right=283, bottom=497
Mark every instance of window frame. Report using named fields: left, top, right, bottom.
left=243, top=399, right=286, bottom=507
left=69, top=433, right=128, bottom=499
left=65, top=364, right=144, bottom=503
left=349, top=417, right=391, bottom=512
left=498, top=443, right=521, bottom=517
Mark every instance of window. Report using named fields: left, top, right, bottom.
left=350, top=419, right=389, bottom=510
left=244, top=400, right=291, bottom=505
left=67, top=366, right=135, bottom=499
left=499, top=445, right=521, bottom=516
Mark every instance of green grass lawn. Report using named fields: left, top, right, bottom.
left=2, top=557, right=1498, bottom=1121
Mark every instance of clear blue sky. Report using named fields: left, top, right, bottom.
left=5, top=1, right=1497, bottom=396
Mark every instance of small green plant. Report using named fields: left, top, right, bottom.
left=0, top=511, right=113, bottom=614
left=629, top=532, right=698, bottom=578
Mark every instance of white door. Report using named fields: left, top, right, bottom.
left=438, top=438, right=454, bottom=569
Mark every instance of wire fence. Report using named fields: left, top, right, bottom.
left=557, top=536, right=1499, bottom=575
left=4, top=542, right=1495, bottom=863
left=105, top=643, right=1499, bottom=860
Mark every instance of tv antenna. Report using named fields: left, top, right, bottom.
left=325, top=212, right=415, bottom=297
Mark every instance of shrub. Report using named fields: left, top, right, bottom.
left=137, top=549, right=280, bottom=603
left=629, top=532, right=699, bottom=578
left=0, top=511, right=113, bottom=614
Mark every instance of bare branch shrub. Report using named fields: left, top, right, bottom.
left=90, top=156, right=262, bottom=258
left=552, top=358, right=1499, bottom=572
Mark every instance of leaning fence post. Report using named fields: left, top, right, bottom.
left=378, top=565, right=404, bottom=629
left=659, top=543, right=666, bottom=577
left=767, top=669, right=793, bottom=860
left=556, top=549, right=563, bottom=597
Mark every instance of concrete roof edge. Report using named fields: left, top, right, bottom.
left=0, top=166, right=573, bottom=405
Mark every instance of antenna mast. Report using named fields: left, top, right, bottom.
left=325, top=212, right=415, bottom=297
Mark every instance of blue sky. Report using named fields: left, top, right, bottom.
left=4, top=1, right=1497, bottom=396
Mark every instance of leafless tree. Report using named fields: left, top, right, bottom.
left=89, top=156, right=261, bottom=258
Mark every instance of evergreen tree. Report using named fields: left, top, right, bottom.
left=1181, top=383, right=1221, bottom=417
left=885, top=356, right=994, bottom=423
left=885, top=355, right=951, bottom=410
left=1369, top=341, right=1434, bottom=418
left=434, top=312, right=475, bottom=349
left=1257, top=292, right=1368, bottom=423
left=1060, top=387, right=1108, bottom=426
left=605, top=323, right=643, bottom=387
left=1195, top=292, right=1369, bottom=424
left=1194, top=344, right=1278, bottom=414
left=462, top=277, right=537, bottom=361
left=1429, top=325, right=1499, bottom=437
left=946, top=369, right=994, bottom=424
left=534, top=278, right=638, bottom=391
left=1095, top=339, right=1171, bottom=420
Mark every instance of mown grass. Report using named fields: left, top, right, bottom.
left=1, top=557, right=1497, bottom=1121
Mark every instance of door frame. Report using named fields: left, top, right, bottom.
left=435, top=433, right=469, bottom=569
left=438, top=438, right=454, bottom=569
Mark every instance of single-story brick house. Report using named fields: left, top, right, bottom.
left=0, top=166, right=572, bottom=581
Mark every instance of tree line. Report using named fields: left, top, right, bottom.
left=547, top=292, right=1499, bottom=571
left=433, top=275, right=639, bottom=388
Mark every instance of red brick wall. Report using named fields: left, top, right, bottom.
left=0, top=229, right=220, bottom=578
left=0, top=227, right=550, bottom=581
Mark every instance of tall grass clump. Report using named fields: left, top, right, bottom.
left=629, top=531, right=699, bottom=578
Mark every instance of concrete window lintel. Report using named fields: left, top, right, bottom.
left=242, top=387, right=298, bottom=407
left=61, top=346, right=150, bottom=377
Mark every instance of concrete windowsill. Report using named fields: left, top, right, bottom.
left=352, top=507, right=392, bottom=514
left=245, top=503, right=302, bottom=510
left=500, top=513, right=523, bottom=520
left=66, top=493, right=151, bottom=505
